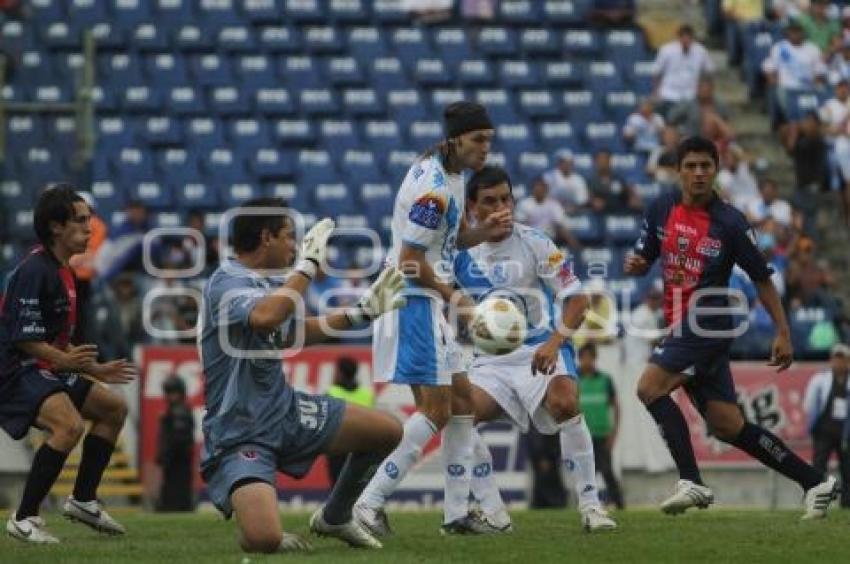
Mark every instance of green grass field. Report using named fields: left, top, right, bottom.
left=3, top=509, right=849, bottom=563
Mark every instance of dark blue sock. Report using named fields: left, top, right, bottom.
left=73, top=434, right=116, bottom=502
left=323, top=452, right=383, bottom=526
left=18, top=444, right=68, bottom=519
left=730, top=422, right=822, bottom=491
left=646, top=396, right=703, bottom=485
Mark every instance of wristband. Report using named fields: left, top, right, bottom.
left=344, top=305, right=369, bottom=326
left=295, top=258, right=318, bottom=280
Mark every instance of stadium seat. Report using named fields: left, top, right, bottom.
left=478, top=27, right=518, bottom=57
left=253, top=87, right=296, bottom=115
left=274, top=119, right=316, bottom=145
left=42, top=22, right=79, bottom=50
left=258, top=25, right=301, bottom=53
left=604, top=215, right=641, bottom=245
left=250, top=148, right=295, bottom=179
left=516, top=152, right=550, bottom=183
left=89, top=22, right=125, bottom=50
left=415, top=58, right=453, bottom=86
left=497, top=123, right=536, bottom=156
left=209, top=86, right=252, bottom=115
left=144, top=53, right=189, bottom=86
left=185, top=118, right=226, bottom=150
left=220, top=182, right=262, bottom=207
left=433, top=28, right=475, bottom=62
left=190, top=54, right=235, bottom=87
left=587, top=61, right=624, bottom=91
left=236, top=54, right=278, bottom=88
left=297, top=88, right=340, bottom=116
left=131, top=23, right=169, bottom=51
left=431, top=88, right=467, bottom=109
left=284, top=0, right=325, bottom=23
left=520, top=28, right=560, bottom=55
left=391, top=28, right=434, bottom=67
left=475, top=89, right=519, bottom=122
left=563, top=90, right=605, bottom=126
left=409, top=120, right=443, bottom=148
left=538, top=121, right=580, bottom=152
left=386, top=150, right=418, bottom=184
left=281, top=55, right=324, bottom=88
left=227, top=118, right=272, bottom=151
left=499, top=60, right=539, bottom=89
left=30, top=0, right=64, bottom=22
left=142, top=116, right=182, bottom=146
left=113, top=0, right=152, bottom=28
left=370, top=57, right=410, bottom=90
left=628, top=60, right=656, bottom=92
left=241, top=0, right=280, bottom=23
left=329, top=0, right=371, bottom=24
left=457, top=60, right=496, bottom=87
left=320, top=119, right=361, bottom=153
left=174, top=24, right=214, bottom=51
left=156, top=147, right=197, bottom=181
left=363, top=120, right=405, bottom=155
left=342, top=150, right=385, bottom=185
left=604, top=29, right=649, bottom=64
left=357, top=181, right=395, bottom=218
left=343, top=88, right=384, bottom=117
left=154, top=0, right=196, bottom=27
left=46, top=116, right=77, bottom=153
left=563, top=213, right=603, bottom=245
left=303, top=26, right=345, bottom=53
left=348, top=26, right=388, bottom=60
left=500, top=0, right=542, bottom=25
left=314, top=182, right=352, bottom=217
left=122, top=85, right=163, bottom=112
left=6, top=116, right=44, bottom=149
left=128, top=180, right=172, bottom=209
left=326, top=56, right=366, bottom=86
left=564, top=29, right=602, bottom=58
left=175, top=180, right=219, bottom=209
left=18, top=146, right=67, bottom=190
left=585, top=122, right=625, bottom=153
left=605, top=90, right=639, bottom=123
left=18, top=51, right=55, bottom=86
left=373, top=0, right=410, bottom=24
left=543, top=0, right=587, bottom=24
left=387, top=89, right=429, bottom=123
left=99, top=53, right=144, bottom=87
left=266, top=182, right=314, bottom=213
left=519, top=90, right=562, bottom=118
left=168, top=86, right=208, bottom=115
left=201, top=148, right=248, bottom=183
left=297, top=149, right=339, bottom=185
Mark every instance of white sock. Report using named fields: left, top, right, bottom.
left=442, top=415, right=474, bottom=524
left=470, top=428, right=508, bottom=524
left=559, top=414, right=601, bottom=510
left=357, top=412, right=438, bottom=510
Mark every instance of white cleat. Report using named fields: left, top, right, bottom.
left=6, top=513, right=60, bottom=544
left=277, top=532, right=313, bottom=552
left=353, top=502, right=392, bottom=538
left=581, top=506, right=618, bottom=532
left=309, top=507, right=383, bottom=549
left=62, top=497, right=126, bottom=535
left=481, top=508, right=514, bottom=534
left=801, top=476, right=839, bottom=521
left=660, top=479, right=714, bottom=515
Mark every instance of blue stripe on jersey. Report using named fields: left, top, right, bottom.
left=453, top=250, right=493, bottom=300
left=402, top=239, right=429, bottom=251
left=559, top=341, right=578, bottom=380
left=393, top=296, right=437, bottom=384
left=523, top=278, right=558, bottom=346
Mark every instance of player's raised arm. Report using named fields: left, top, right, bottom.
left=456, top=209, right=512, bottom=250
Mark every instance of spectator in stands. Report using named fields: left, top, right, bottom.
left=839, top=7, right=850, bottom=46
left=186, top=210, right=219, bottom=276
left=404, top=0, right=452, bottom=23
left=587, top=151, right=642, bottom=214
left=796, top=0, right=840, bottom=54
left=542, top=149, right=589, bottom=213
left=818, top=80, right=850, bottom=227
left=718, top=144, right=760, bottom=212
left=589, top=0, right=636, bottom=27
left=763, top=21, right=827, bottom=132
left=723, top=0, right=766, bottom=65
left=652, top=25, right=715, bottom=118
left=646, top=126, right=681, bottom=188
left=669, top=78, right=735, bottom=152
left=95, top=199, right=150, bottom=283
left=156, top=375, right=196, bottom=512
left=784, top=112, right=831, bottom=210
left=111, top=272, right=145, bottom=345
left=769, top=0, right=805, bottom=21
left=69, top=192, right=108, bottom=344
left=460, top=0, right=495, bottom=20
left=804, top=342, right=850, bottom=508
left=746, top=177, right=794, bottom=228
left=326, top=357, right=375, bottom=485
left=515, top=177, right=581, bottom=250
left=787, top=235, right=840, bottom=312
left=577, top=343, right=624, bottom=509
left=623, top=99, right=666, bottom=155
left=623, top=286, right=664, bottom=369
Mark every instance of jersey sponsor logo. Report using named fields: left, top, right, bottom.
left=385, top=461, right=400, bottom=479
left=696, top=236, right=722, bottom=257
left=22, top=322, right=46, bottom=335
left=674, top=222, right=698, bottom=236
left=677, top=235, right=690, bottom=253
left=408, top=192, right=446, bottom=230
left=491, top=262, right=509, bottom=284
left=447, top=463, right=466, bottom=477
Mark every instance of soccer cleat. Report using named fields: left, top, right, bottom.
left=353, top=502, right=393, bottom=538
left=6, top=513, right=60, bottom=544
left=440, top=511, right=508, bottom=535
left=660, top=479, right=714, bottom=515
left=62, top=497, right=126, bottom=535
left=801, top=476, right=839, bottom=521
left=309, top=507, right=383, bottom=549
left=278, top=532, right=313, bottom=552
left=477, top=508, right=514, bottom=534
left=581, top=506, right=618, bottom=532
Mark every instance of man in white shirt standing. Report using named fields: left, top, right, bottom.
left=515, top=177, right=579, bottom=250
left=652, top=25, right=715, bottom=117
left=543, top=149, right=589, bottom=213
left=717, top=143, right=760, bottom=213
left=746, top=177, right=794, bottom=228
left=762, top=20, right=827, bottom=127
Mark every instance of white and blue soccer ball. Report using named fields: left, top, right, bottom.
left=470, top=296, right=527, bottom=356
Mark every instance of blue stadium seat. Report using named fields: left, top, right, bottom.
left=156, top=147, right=197, bottom=181
left=563, top=90, right=605, bottom=126
left=236, top=54, right=278, bottom=88
left=46, top=116, right=77, bottom=153
left=538, top=121, right=580, bottom=152
left=154, top=0, right=195, bottom=26
left=563, top=213, right=603, bottom=245
left=112, top=0, right=152, bottom=28
left=19, top=51, right=56, bottom=86
left=250, top=148, right=294, bottom=179
left=8, top=209, right=35, bottom=239
left=499, top=60, right=539, bottom=89
left=342, top=150, right=385, bottom=185
left=391, top=28, right=434, bottom=66
left=386, top=150, right=418, bottom=183
left=415, top=58, right=453, bottom=86
left=500, top=0, right=542, bottom=24
left=564, top=29, right=602, bottom=58
left=329, top=0, right=371, bottom=23
left=54, top=52, right=85, bottom=84
left=478, top=27, right=518, bottom=57
left=128, top=180, right=172, bottom=209
left=433, top=28, right=475, bottom=62
left=30, top=84, right=72, bottom=105
left=320, top=119, right=361, bottom=153
left=387, top=89, right=429, bottom=123
left=604, top=215, right=641, bottom=245
left=88, top=179, right=126, bottom=216
left=122, top=85, right=163, bottom=112
left=281, top=55, right=324, bottom=88
left=496, top=123, right=536, bottom=156
left=584, top=122, right=624, bottom=153
left=227, top=118, right=273, bottom=151
left=191, top=54, right=235, bottom=87
left=370, top=57, right=410, bottom=90
left=42, top=22, right=79, bottom=50
left=274, top=119, right=316, bottom=145
left=519, top=90, right=562, bottom=118
left=297, top=88, right=340, bottom=116
left=185, top=118, right=226, bottom=150
left=30, top=0, right=64, bottom=22
left=284, top=0, right=325, bottom=23
left=457, top=60, right=496, bottom=86
left=587, top=61, right=624, bottom=91
left=543, top=0, right=587, bottom=24
left=304, top=26, right=344, bottom=53
left=6, top=116, right=44, bottom=149
left=409, top=120, right=442, bottom=148
left=628, top=60, right=655, bottom=92
left=373, top=0, right=410, bottom=24
left=343, top=88, right=384, bottom=117
left=297, top=149, right=339, bottom=185
left=605, top=90, right=639, bottom=123
left=475, top=89, right=519, bottom=122
left=111, top=147, right=153, bottom=180
left=604, top=29, right=649, bottom=64
left=784, top=89, right=823, bottom=121
left=431, top=88, right=467, bottom=109
left=579, top=247, right=621, bottom=279
left=520, top=28, right=560, bottom=55
left=168, top=86, right=208, bottom=115
left=201, top=148, right=248, bottom=183
left=144, top=53, right=189, bottom=86
left=348, top=26, right=388, bottom=60
left=99, top=53, right=144, bottom=87
left=210, top=86, right=252, bottom=115
left=326, top=56, right=366, bottom=86
left=220, top=182, right=263, bottom=207
left=18, top=146, right=67, bottom=189
left=1, top=179, right=32, bottom=211
left=253, top=87, right=296, bottom=115
left=175, top=179, right=219, bottom=209
left=151, top=211, right=184, bottom=229
left=258, top=25, right=301, bottom=53
left=175, top=25, right=214, bottom=51
left=516, top=152, right=550, bottom=183
left=363, top=120, right=404, bottom=155
left=131, top=23, right=169, bottom=51
left=486, top=151, right=516, bottom=177
left=242, top=0, right=282, bottom=23
left=266, top=182, right=314, bottom=213
left=314, top=183, right=352, bottom=217
left=612, top=153, right=646, bottom=184
left=142, top=116, right=182, bottom=146
left=97, top=116, right=136, bottom=148
left=1, top=19, right=33, bottom=52
left=89, top=22, right=125, bottom=50
left=218, top=25, right=257, bottom=52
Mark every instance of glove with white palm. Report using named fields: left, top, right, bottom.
left=295, top=218, right=335, bottom=279
left=345, top=267, right=407, bottom=325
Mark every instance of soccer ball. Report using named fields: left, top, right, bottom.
left=470, top=297, right=527, bottom=355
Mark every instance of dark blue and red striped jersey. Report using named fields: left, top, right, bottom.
left=0, top=246, right=78, bottom=380
left=633, top=191, right=771, bottom=332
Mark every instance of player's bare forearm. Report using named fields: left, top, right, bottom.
left=301, top=313, right=357, bottom=345
left=550, top=293, right=589, bottom=344
left=15, top=341, right=96, bottom=372
left=398, top=244, right=454, bottom=302
left=249, top=271, right=312, bottom=332
left=754, top=279, right=791, bottom=338
left=456, top=209, right=512, bottom=249
left=456, top=225, right=490, bottom=249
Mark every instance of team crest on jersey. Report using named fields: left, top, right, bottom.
left=239, top=450, right=259, bottom=461
left=696, top=236, right=722, bottom=257
left=677, top=235, right=690, bottom=253
left=432, top=170, right=446, bottom=188
left=547, top=250, right=565, bottom=268
left=408, top=192, right=447, bottom=230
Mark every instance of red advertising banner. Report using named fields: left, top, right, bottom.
left=675, top=363, right=815, bottom=467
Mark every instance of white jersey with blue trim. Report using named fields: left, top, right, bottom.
left=453, top=223, right=582, bottom=360
left=387, top=154, right=465, bottom=283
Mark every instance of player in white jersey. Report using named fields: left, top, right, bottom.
left=356, top=102, right=513, bottom=536
left=449, top=166, right=618, bottom=532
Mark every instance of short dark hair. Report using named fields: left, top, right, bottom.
left=678, top=24, right=694, bottom=36
left=676, top=136, right=719, bottom=168
left=231, top=197, right=289, bottom=253
left=466, top=165, right=513, bottom=201
left=337, top=356, right=358, bottom=379
left=34, top=183, right=84, bottom=247
left=578, top=342, right=597, bottom=358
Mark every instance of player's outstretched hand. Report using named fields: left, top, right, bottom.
left=358, top=267, right=407, bottom=320
left=531, top=338, right=560, bottom=376
left=481, top=209, right=513, bottom=241
left=300, top=218, right=336, bottom=265
left=89, top=358, right=138, bottom=384
left=62, top=344, right=99, bottom=372
left=623, top=253, right=649, bottom=276
left=768, top=335, right=793, bottom=372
